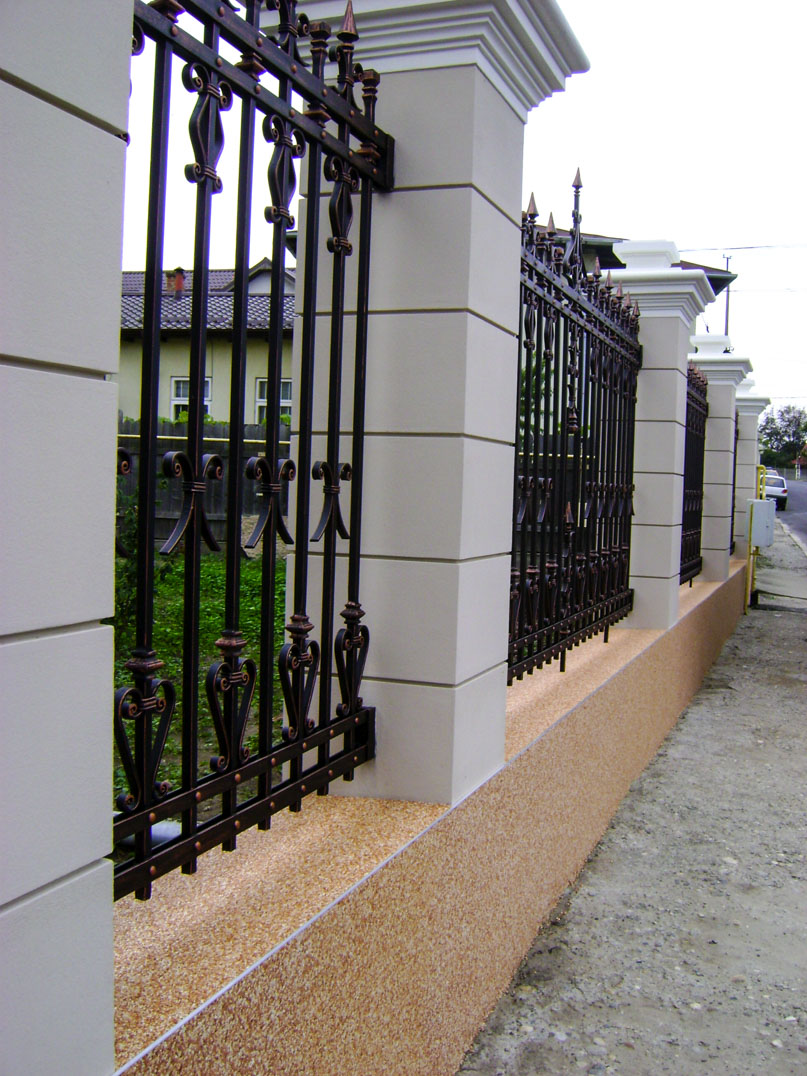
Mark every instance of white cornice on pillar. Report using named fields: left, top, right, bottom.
left=735, top=379, right=770, bottom=416
left=269, top=0, right=589, bottom=120
left=735, top=395, right=770, bottom=417
left=614, top=240, right=679, bottom=269
left=610, top=240, right=715, bottom=325
left=695, top=359, right=753, bottom=387
left=690, top=333, right=752, bottom=386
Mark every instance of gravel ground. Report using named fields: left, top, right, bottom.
left=458, top=522, right=807, bottom=1076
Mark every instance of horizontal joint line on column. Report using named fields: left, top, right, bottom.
left=385, top=182, right=521, bottom=227
left=0, top=620, right=109, bottom=646
left=0, top=70, right=126, bottom=140
left=302, top=429, right=507, bottom=442
left=0, top=354, right=112, bottom=380
left=630, top=573, right=681, bottom=583
left=311, top=307, right=517, bottom=337
left=350, top=551, right=509, bottom=566
left=365, top=664, right=504, bottom=691
left=0, top=860, right=108, bottom=916
left=362, top=430, right=511, bottom=446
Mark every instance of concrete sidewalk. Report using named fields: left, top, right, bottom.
left=458, top=522, right=807, bottom=1075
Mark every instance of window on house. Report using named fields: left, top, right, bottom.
left=171, top=376, right=211, bottom=420
left=255, top=378, right=292, bottom=425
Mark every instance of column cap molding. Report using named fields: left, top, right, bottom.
left=691, top=355, right=753, bottom=388
left=279, top=0, right=589, bottom=120
left=609, top=269, right=715, bottom=325
left=735, top=394, right=770, bottom=417
left=610, top=239, right=715, bottom=325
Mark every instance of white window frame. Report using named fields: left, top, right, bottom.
left=171, top=376, right=211, bottom=420
left=255, top=377, right=292, bottom=426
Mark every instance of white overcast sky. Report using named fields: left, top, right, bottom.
left=524, top=0, right=807, bottom=410
left=122, top=0, right=806, bottom=410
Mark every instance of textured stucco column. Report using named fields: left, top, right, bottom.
left=611, top=242, right=715, bottom=629
left=0, top=8, right=130, bottom=1073
left=689, top=335, right=752, bottom=580
left=734, top=389, right=770, bottom=556
left=286, top=0, right=587, bottom=803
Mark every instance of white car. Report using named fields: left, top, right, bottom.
left=764, top=473, right=788, bottom=510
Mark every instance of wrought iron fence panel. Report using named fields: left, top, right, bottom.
left=680, top=363, right=709, bottom=584
left=729, top=410, right=739, bottom=555
left=509, top=177, right=642, bottom=683
left=114, top=0, right=393, bottom=900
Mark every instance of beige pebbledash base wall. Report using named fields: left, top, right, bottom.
left=117, top=562, right=745, bottom=1076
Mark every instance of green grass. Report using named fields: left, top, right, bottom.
left=111, top=549, right=286, bottom=801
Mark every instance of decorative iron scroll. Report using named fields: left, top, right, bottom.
left=114, top=0, right=393, bottom=900
left=509, top=175, right=642, bottom=683
left=680, top=363, right=709, bottom=584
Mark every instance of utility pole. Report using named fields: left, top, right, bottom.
left=724, top=254, right=732, bottom=336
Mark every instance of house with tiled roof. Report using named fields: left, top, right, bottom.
left=117, top=258, right=295, bottom=423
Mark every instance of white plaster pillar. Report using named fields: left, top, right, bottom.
left=286, top=0, right=587, bottom=803
left=688, top=335, right=752, bottom=580
left=734, top=387, right=770, bottom=556
left=611, top=241, right=715, bottom=629
left=0, top=7, right=131, bottom=1072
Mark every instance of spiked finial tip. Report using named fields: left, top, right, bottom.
left=546, top=211, right=556, bottom=234
left=573, top=167, right=582, bottom=190
left=527, top=192, right=538, bottom=219
left=593, top=255, right=601, bottom=278
left=340, top=0, right=358, bottom=39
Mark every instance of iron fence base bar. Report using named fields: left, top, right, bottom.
left=680, top=556, right=703, bottom=585
left=114, top=708, right=374, bottom=900
left=509, top=592, right=633, bottom=684
left=113, top=706, right=374, bottom=839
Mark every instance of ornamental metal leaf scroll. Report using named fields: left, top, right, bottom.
left=114, top=0, right=392, bottom=899
left=510, top=173, right=642, bottom=683
left=183, top=61, right=233, bottom=190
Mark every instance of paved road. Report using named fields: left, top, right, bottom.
left=779, top=477, right=807, bottom=548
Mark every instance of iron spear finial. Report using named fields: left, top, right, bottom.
left=527, top=192, right=538, bottom=219
left=340, top=0, right=358, bottom=40
left=546, top=211, right=556, bottom=235
left=573, top=167, right=582, bottom=190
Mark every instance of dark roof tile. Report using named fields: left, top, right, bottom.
left=121, top=292, right=295, bottom=331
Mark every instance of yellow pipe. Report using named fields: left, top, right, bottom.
left=745, top=465, right=767, bottom=612
left=745, top=500, right=753, bottom=613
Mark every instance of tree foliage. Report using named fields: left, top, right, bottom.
left=758, top=405, right=807, bottom=466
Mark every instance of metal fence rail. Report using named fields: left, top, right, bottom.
left=509, top=177, right=642, bottom=682
left=114, top=0, right=393, bottom=900
left=680, top=363, right=709, bottom=584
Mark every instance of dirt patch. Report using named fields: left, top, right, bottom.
left=458, top=524, right=807, bottom=1075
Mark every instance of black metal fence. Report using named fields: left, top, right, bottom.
left=118, top=418, right=290, bottom=544
left=729, top=410, right=738, bottom=555
left=680, top=364, right=708, bottom=584
left=509, top=178, right=642, bottom=682
left=114, top=0, right=393, bottom=899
